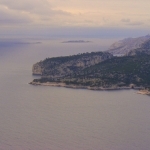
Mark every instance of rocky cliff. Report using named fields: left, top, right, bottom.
left=32, top=52, right=113, bottom=78
left=127, top=38, right=150, bottom=56
left=107, top=35, right=150, bottom=55
left=32, top=62, right=43, bottom=75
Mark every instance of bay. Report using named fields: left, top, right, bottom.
left=0, top=38, right=150, bottom=150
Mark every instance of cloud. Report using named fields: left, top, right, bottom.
left=0, top=0, right=48, bottom=11
left=0, top=0, right=149, bottom=29
left=0, top=5, right=32, bottom=25
left=121, top=18, right=145, bottom=27
left=0, top=0, right=71, bottom=16
left=127, top=21, right=144, bottom=26
left=121, top=18, right=130, bottom=23
left=0, top=0, right=72, bottom=26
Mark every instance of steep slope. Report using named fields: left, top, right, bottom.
left=32, top=51, right=113, bottom=78
left=127, top=39, right=150, bottom=56
left=32, top=54, right=150, bottom=89
left=107, top=35, right=150, bottom=55
left=75, top=54, right=150, bottom=87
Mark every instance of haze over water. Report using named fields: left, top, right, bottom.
left=0, top=38, right=150, bottom=150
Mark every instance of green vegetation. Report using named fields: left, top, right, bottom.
left=78, top=54, right=150, bottom=87
left=42, top=51, right=105, bottom=65
left=34, top=51, right=113, bottom=77
left=33, top=54, right=150, bottom=88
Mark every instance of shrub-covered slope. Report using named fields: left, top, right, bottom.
left=32, top=54, right=150, bottom=88
left=32, top=51, right=113, bottom=77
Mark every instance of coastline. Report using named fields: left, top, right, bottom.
left=137, top=90, right=150, bottom=95
left=29, top=81, right=143, bottom=91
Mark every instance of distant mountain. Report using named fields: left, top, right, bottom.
left=107, top=35, right=150, bottom=55
left=127, top=38, right=150, bottom=56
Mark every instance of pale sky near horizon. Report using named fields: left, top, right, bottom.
left=0, top=0, right=150, bottom=37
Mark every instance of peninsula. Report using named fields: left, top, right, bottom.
left=30, top=35, right=150, bottom=94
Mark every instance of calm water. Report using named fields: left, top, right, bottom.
left=0, top=38, right=150, bottom=150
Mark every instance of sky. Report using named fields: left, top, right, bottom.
left=0, top=0, right=150, bottom=38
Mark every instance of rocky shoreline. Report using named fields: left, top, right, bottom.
left=29, top=81, right=143, bottom=91
left=137, top=90, right=150, bottom=95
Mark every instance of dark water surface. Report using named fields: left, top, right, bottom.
left=0, top=38, right=150, bottom=150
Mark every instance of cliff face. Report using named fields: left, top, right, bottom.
left=127, top=39, right=150, bottom=56
left=32, top=52, right=113, bottom=77
left=32, top=62, right=43, bottom=75
left=107, top=35, right=150, bottom=55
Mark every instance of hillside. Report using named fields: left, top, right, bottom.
left=107, top=35, right=150, bottom=55
left=31, top=53, right=150, bottom=89
left=127, top=39, right=150, bottom=56
left=32, top=51, right=113, bottom=78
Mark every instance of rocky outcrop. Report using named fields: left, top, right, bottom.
left=32, top=52, right=113, bottom=77
left=127, top=39, right=150, bottom=56
left=137, top=90, right=150, bottom=95
left=32, top=62, right=43, bottom=75
left=107, top=35, right=150, bottom=55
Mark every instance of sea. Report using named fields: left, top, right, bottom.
left=0, top=37, right=150, bottom=150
